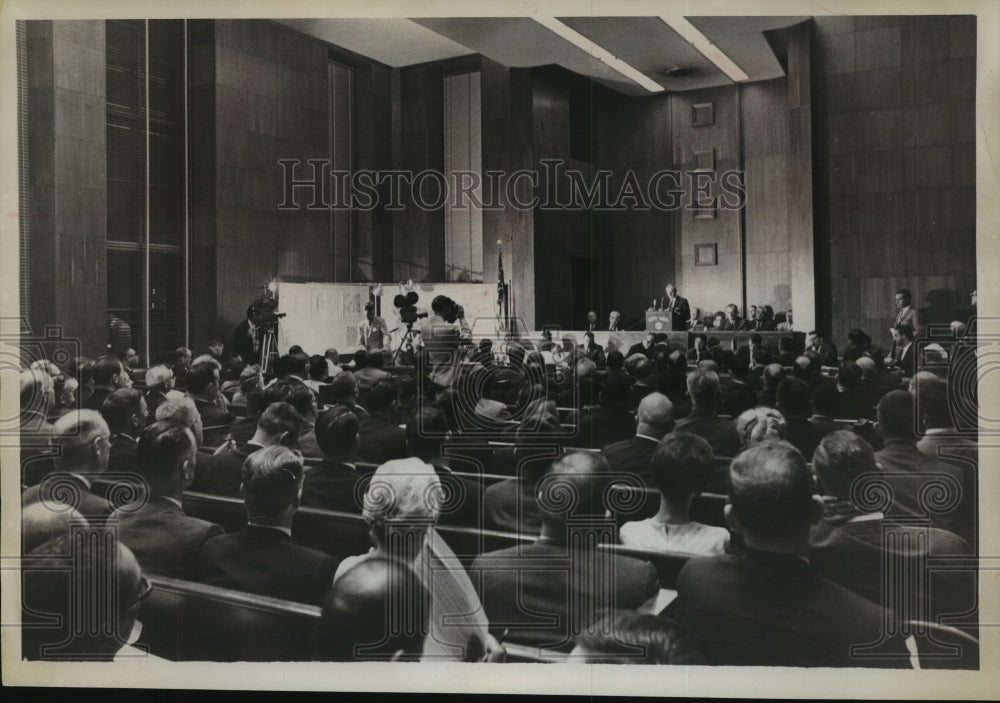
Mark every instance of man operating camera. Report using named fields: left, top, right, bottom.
left=417, top=295, right=471, bottom=390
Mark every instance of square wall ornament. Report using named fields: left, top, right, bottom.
left=692, top=101, right=715, bottom=127
left=695, top=243, right=718, bottom=266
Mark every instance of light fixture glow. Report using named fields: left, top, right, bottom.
left=658, top=15, right=750, bottom=82
left=534, top=16, right=665, bottom=93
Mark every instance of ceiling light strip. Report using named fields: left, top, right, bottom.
left=534, top=16, right=665, bottom=93
left=659, top=14, right=750, bottom=82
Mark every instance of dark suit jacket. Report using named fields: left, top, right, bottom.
left=719, top=380, right=757, bottom=419
left=194, top=397, right=235, bottom=429
left=232, top=319, right=257, bottom=365
left=836, top=387, right=873, bottom=420
left=810, top=341, right=839, bottom=367
left=82, top=387, right=112, bottom=412
left=601, top=435, right=660, bottom=486
left=627, top=384, right=656, bottom=412
left=22, top=472, right=113, bottom=524
left=575, top=407, right=636, bottom=449
left=755, top=387, right=778, bottom=408
left=659, top=295, right=691, bottom=331
left=625, top=342, right=653, bottom=359
left=108, top=434, right=138, bottom=473
left=810, top=516, right=974, bottom=623
left=670, top=549, right=910, bottom=667
left=113, top=496, right=224, bottom=580
left=357, top=413, right=408, bottom=465
left=893, top=342, right=916, bottom=377
left=145, top=390, right=169, bottom=419
left=472, top=540, right=659, bottom=649
left=301, top=459, right=363, bottom=513
left=674, top=407, right=742, bottom=458
left=875, top=439, right=975, bottom=544
left=783, top=416, right=825, bottom=461
left=199, top=524, right=339, bottom=605
left=191, top=442, right=263, bottom=497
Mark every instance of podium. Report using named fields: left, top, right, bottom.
left=645, top=310, right=673, bottom=332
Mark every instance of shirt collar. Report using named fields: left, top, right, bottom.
left=635, top=433, right=660, bottom=443
left=248, top=522, right=292, bottom=538
left=161, top=496, right=183, bottom=510
left=923, top=427, right=955, bottom=435
left=115, top=432, right=137, bottom=443
left=68, top=472, right=92, bottom=490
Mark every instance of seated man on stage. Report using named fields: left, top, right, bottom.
left=358, top=303, right=391, bottom=353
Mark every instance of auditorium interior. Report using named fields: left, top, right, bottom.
left=12, top=13, right=989, bottom=673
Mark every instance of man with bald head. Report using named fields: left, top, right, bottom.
left=624, top=353, right=656, bottom=410
left=874, top=390, right=974, bottom=543
left=315, top=555, right=430, bottom=661
left=22, top=410, right=114, bottom=523
left=674, top=369, right=742, bottom=457
left=756, top=363, right=785, bottom=408
left=670, top=440, right=910, bottom=667
left=472, top=451, right=659, bottom=650
left=601, top=392, right=674, bottom=487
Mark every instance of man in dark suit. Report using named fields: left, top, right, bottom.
left=472, top=451, right=660, bottom=650
left=886, top=323, right=916, bottom=377
left=625, top=332, right=656, bottom=359
left=775, top=378, right=824, bottom=461
left=669, top=440, right=910, bottom=668
left=601, top=392, right=674, bottom=487
left=82, top=355, right=132, bottom=412
left=301, top=406, right=364, bottom=514
left=100, top=388, right=148, bottom=473
left=186, top=360, right=235, bottom=429
left=835, top=360, right=873, bottom=419
left=113, top=421, right=224, bottom=580
left=807, top=330, right=839, bottom=367
left=809, top=431, right=974, bottom=624
left=193, top=401, right=304, bottom=497
left=755, top=363, right=785, bottom=408
left=624, top=354, right=656, bottom=411
left=232, top=305, right=259, bottom=365
left=658, top=283, right=691, bottom=332
left=718, top=354, right=757, bottom=419
left=776, top=336, right=799, bottom=366
left=576, top=371, right=635, bottom=449
left=199, top=445, right=339, bottom=604
left=674, top=369, right=742, bottom=458
left=889, top=289, right=921, bottom=357
left=874, top=391, right=974, bottom=545
left=357, top=380, right=408, bottom=465
left=22, top=410, right=114, bottom=523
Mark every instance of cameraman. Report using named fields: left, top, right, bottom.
left=359, top=302, right=391, bottom=353
left=417, top=295, right=471, bottom=390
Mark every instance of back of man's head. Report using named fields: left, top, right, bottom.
left=775, top=377, right=811, bottom=419
left=145, top=364, right=173, bottom=391
left=728, top=440, right=814, bottom=543
left=241, top=445, right=305, bottom=519
left=651, top=432, right=714, bottom=503
left=257, top=401, right=305, bottom=444
left=135, top=420, right=196, bottom=494
left=729, top=354, right=750, bottom=379
left=51, top=410, right=110, bottom=473
left=406, top=406, right=448, bottom=460
left=812, top=431, right=877, bottom=501
left=328, top=372, right=358, bottom=404
left=315, top=555, right=428, bottom=662
left=367, top=379, right=396, bottom=414
left=779, top=336, right=795, bottom=353
left=283, top=385, right=316, bottom=420
left=22, top=536, right=143, bottom=660
left=625, top=354, right=653, bottom=383
left=606, top=350, right=625, bottom=370
left=101, top=388, right=145, bottom=434
left=855, top=355, right=877, bottom=380
left=537, top=451, right=612, bottom=529
left=837, top=360, right=862, bottom=389
left=353, top=349, right=367, bottom=369
left=762, top=363, right=785, bottom=391
left=186, top=361, right=218, bottom=396
left=92, top=356, right=124, bottom=387
left=811, top=382, right=840, bottom=418
left=600, top=371, right=632, bottom=409
left=895, top=323, right=914, bottom=341
left=155, top=396, right=198, bottom=429
left=686, top=369, right=720, bottom=408
left=22, top=502, right=86, bottom=554
left=877, top=390, right=916, bottom=441
left=636, top=392, right=674, bottom=437
left=792, top=355, right=813, bottom=381
left=315, top=406, right=360, bottom=459
left=909, top=372, right=951, bottom=429
left=752, top=346, right=773, bottom=368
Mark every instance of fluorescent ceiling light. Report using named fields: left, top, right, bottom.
left=533, top=16, right=665, bottom=93
left=659, top=14, right=750, bottom=82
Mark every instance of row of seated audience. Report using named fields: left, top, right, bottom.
left=18, top=325, right=978, bottom=666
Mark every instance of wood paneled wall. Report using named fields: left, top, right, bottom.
left=813, top=15, right=976, bottom=346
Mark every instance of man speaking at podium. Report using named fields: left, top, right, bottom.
left=656, top=283, right=691, bottom=332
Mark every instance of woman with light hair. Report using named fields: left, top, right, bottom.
left=334, top=458, right=499, bottom=662
left=735, top=406, right=787, bottom=448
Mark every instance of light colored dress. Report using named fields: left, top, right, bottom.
left=619, top=518, right=729, bottom=556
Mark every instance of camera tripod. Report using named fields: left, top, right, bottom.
left=391, top=322, right=417, bottom=366
left=258, top=323, right=278, bottom=376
